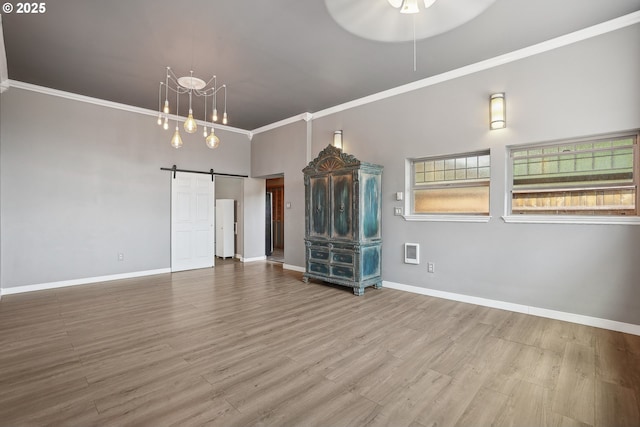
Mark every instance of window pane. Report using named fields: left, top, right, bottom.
left=512, top=188, right=636, bottom=215
left=411, top=150, right=491, bottom=215
left=510, top=133, right=637, bottom=216
left=414, top=186, right=489, bottom=214
left=424, top=161, right=434, bottom=172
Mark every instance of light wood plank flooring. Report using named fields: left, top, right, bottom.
left=1, top=260, right=639, bottom=426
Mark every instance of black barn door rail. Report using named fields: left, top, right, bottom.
left=160, top=165, right=248, bottom=180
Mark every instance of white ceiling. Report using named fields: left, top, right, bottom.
left=2, top=0, right=639, bottom=130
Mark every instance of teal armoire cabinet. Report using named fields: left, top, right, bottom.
left=302, top=145, right=383, bottom=295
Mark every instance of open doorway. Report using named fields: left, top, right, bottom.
left=266, top=176, right=284, bottom=262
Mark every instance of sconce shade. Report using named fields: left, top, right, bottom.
left=333, top=130, right=343, bottom=150
left=490, top=93, right=506, bottom=130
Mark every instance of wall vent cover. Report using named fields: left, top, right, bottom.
left=404, top=243, right=420, bottom=264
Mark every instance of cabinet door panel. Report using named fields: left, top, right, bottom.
left=362, top=246, right=381, bottom=278
left=309, top=176, right=329, bottom=238
left=362, top=173, right=381, bottom=240
left=332, top=173, right=353, bottom=239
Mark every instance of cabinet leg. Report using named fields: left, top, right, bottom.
left=353, top=287, right=364, bottom=296
left=374, top=282, right=383, bottom=289
left=302, top=276, right=309, bottom=284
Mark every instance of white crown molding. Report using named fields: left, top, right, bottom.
left=7, top=12, right=638, bottom=137
left=251, top=112, right=314, bottom=136
left=384, top=280, right=640, bottom=336
left=246, top=12, right=639, bottom=134
left=311, top=11, right=640, bottom=121
left=1, top=268, right=171, bottom=295
left=6, top=80, right=252, bottom=137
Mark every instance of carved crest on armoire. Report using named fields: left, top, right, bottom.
left=302, top=145, right=383, bottom=295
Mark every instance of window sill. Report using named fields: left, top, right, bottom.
left=502, top=215, right=640, bottom=225
left=402, top=214, right=491, bottom=223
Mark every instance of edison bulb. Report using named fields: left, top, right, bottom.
left=163, top=117, right=169, bottom=130
left=222, top=112, right=228, bottom=125
left=184, top=109, right=197, bottom=133
left=206, top=129, right=220, bottom=149
left=212, top=108, right=218, bottom=122
left=171, top=127, right=183, bottom=149
left=163, top=100, right=169, bottom=114
left=157, top=113, right=162, bottom=126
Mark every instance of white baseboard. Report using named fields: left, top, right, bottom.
left=383, top=281, right=640, bottom=336
left=2, top=268, right=171, bottom=295
left=283, top=264, right=305, bottom=273
left=240, top=256, right=267, bottom=263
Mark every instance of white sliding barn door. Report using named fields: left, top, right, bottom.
left=171, top=172, right=215, bottom=272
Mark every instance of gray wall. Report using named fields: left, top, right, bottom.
left=242, top=178, right=266, bottom=260
left=0, top=88, right=251, bottom=289
left=253, top=24, right=640, bottom=324
left=251, top=120, right=308, bottom=267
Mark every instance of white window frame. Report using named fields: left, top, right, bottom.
left=403, top=150, right=491, bottom=223
left=503, top=131, right=640, bottom=225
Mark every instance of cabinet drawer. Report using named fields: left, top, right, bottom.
left=331, top=265, right=354, bottom=280
left=309, top=249, right=329, bottom=261
left=331, top=252, right=353, bottom=265
left=309, top=262, right=329, bottom=276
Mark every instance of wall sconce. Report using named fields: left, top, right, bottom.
left=490, top=93, right=506, bottom=130
left=333, top=130, right=343, bottom=150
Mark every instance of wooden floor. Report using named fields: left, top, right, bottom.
left=1, top=260, right=639, bottom=427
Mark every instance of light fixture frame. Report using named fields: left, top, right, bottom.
left=333, top=130, right=343, bottom=150
left=490, top=92, right=506, bottom=130
left=157, top=67, right=228, bottom=148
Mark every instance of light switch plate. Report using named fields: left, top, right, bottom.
left=394, top=207, right=403, bottom=216
left=396, top=192, right=403, bottom=201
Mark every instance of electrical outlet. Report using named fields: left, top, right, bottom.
left=118, top=253, right=124, bottom=261
left=427, top=262, right=434, bottom=273
left=394, top=207, right=403, bottom=216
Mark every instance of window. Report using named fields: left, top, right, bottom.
left=508, top=132, right=638, bottom=217
left=410, top=151, right=490, bottom=215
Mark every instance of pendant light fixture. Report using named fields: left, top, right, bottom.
left=170, top=86, right=183, bottom=148
left=388, top=0, right=436, bottom=14
left=156, top=67, right=229, bottom=149
left=387, top=0, right=437, bottom=71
